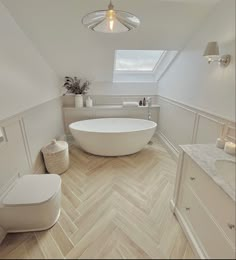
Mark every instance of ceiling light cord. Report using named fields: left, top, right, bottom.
left=108, top=1, right=114, bottom=10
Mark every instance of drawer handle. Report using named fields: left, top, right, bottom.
left=190, top=177, right=196, bottom=181
left=227, top=223, right=235, bottom=230
left=185, top=207, right=191, bottom=211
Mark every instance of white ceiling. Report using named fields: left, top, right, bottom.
left=2, top=0, right=220, bottom=82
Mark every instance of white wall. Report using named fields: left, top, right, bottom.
left=2, top=0, right=218, bottom=82
left=0, top=2, right=64, bottom=189
left=157, top=0, right=235, bottom=156
left=0, top=1, right=60, bottom=120
left=158, top=0, right=235, bottom=121
left=86, top=82, right=158, bottom=96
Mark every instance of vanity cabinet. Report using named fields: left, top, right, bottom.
left=171, top=150, right=236, bottom=259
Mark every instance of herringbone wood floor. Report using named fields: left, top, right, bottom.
left=0, top=135, right=196, bottom=259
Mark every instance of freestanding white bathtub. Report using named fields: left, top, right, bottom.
left=69, top=118, right=157, bottom=156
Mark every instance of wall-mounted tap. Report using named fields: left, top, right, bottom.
left=147, top=97, right=152, bottom=106
left=147, top=97, right=152, bottom=120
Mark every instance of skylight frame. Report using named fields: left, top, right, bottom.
left=113, top=50, right=178, bottom=83
left=152, top=51, right=167, bottom=72
left=114, top=50, right=167, bottom=73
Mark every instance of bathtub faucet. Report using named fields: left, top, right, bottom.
left=147, top=97, right=152, bottom=120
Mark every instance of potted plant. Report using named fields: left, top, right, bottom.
left=63, top=76, right=90, bottom=107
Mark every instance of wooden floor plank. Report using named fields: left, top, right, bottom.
left=35, top=231, right=64, bottom=259
left=1, top=136, right=195, bottom=259
left=23, top=234, right=45, bottom=259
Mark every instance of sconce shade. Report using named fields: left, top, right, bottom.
left=203, top=41, right=219, bottom=57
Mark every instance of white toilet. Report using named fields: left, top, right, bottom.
left=0, top=174, right=61, bottom=243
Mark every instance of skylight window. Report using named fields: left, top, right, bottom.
left=113, top=50, right=178, bottom=83
left=115, top=50, right=165, bottom=72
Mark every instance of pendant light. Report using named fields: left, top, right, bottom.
left=82, top=1, right=140, bottom=33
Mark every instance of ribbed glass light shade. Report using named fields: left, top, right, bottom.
left=82, top=2, right=140, bottom=33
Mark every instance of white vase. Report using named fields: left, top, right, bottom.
left=75, top=94, right=83, bottom=108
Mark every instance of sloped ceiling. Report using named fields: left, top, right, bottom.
left=2, top=0, right=219, bottom=81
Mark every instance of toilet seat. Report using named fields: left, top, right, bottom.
left=0, top=174, right=61, bottom=244
left=3, top=174, right=61, bottom=206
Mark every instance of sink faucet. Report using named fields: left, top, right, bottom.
left=147, top=97, right=152, bottom=120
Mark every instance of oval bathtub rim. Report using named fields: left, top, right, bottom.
left=69, top=118, right=157, bottom=134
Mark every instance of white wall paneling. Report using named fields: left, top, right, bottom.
left=194, top=114, right=225, bottom=144
left=0, top=98, right=65, bottom=190
left=225, top=124, right=236, bottom=142
left=23, top=98, right=65, bottom=173
left=158, top=97, right=197, bottom=152
left=157, top=95, right=235, bottom=159
left=0, top=117, right=31, bottom=191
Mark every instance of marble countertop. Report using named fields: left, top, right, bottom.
left=180, top=144, right=236, bottom=201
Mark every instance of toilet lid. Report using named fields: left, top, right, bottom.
left=3, top=174, right=61, bottom=206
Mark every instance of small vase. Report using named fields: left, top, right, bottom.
left=86, top=96, right=93, bottom=107
left=75, top=94, right=83, bottom=108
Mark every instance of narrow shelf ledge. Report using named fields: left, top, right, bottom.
left=63, top=105, right=160, bottom=110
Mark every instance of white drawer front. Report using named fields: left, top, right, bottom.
left=182, top=154, right=236, bottom=246
left=179, top=184, right=235, bottom=259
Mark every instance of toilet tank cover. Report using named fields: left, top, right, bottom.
left=3, top=174, right=61, bottom=206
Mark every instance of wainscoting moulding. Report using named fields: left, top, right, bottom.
left=0, top=96, right=62, bottom=124
left=157, top=95, right=235, bottom=161
left=0, top=96, right=64, bottom=174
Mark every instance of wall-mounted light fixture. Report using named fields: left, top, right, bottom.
left=203, top=41, right=231, bottom=67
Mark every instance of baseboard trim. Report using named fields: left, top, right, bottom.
left=0, top=227, right=6, bottom=245
left=174, top=206, right=206, bottom=259
left=58, top=134, right=67, bottom=141
left=157, top=130, right=179, bottom=161
left=170, top=199, right=176, bottom=213
left=65, top=134, right=76, bottom=145
left=34, top=164, right=46, bottom=174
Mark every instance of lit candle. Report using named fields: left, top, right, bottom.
left=224, top=142, right=236, bottom=155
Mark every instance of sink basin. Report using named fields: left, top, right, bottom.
left=215, top=160, right=236, bottom=190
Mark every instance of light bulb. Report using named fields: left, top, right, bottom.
left=109, top=19, right=114, bottom=31
left=107, top=9, right=115, bottom=32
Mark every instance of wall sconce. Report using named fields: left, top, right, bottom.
left=203, top=41, right=231, bottom=67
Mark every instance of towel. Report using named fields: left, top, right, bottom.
left=122, top=101, right=139, bottom=107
